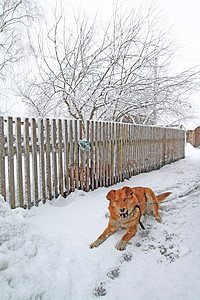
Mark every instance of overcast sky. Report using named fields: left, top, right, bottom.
left=42, top=0, right=200, bottom=66
left=3, top=0, right=200, bottom=128
left=40, top=0, right=200, bottom=128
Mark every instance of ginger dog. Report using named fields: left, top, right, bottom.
left=90, top=186, right=171, bottom=251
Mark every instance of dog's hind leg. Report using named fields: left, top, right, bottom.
left=145, top=188, right=162, bottom=223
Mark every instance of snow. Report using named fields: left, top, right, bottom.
left=0, top=143, right=200, bottom=300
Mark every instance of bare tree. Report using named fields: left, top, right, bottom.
left=18, top=2, right=200, bottom=126
left=0, top=0, right=41, bottom=78
left=0, top=0, right=42, bottom=115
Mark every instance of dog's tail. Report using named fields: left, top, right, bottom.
left=156, top=192, right=172, bottom=202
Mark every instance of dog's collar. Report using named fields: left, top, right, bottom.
left=130, top=205, right=145, bottom=230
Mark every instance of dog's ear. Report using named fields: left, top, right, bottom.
left=122, top=186, right=134, bottom=196
left=106, top=190, right=115, bottom=201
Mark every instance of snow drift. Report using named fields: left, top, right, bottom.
left=0, top=144, right=200, bottom=300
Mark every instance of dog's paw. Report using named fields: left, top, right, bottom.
left=155, top=215, right=162, bottom=223
left=116, top=240, right=127, bottom=251
left=90, top=239, right=102, bottom=249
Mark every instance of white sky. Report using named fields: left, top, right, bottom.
left=39, top=0, right=200, bottom=128
left=3, top=0, right=200, bottom=128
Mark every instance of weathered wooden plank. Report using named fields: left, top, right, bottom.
left=86, top=120, right=90, bottom=192
left=38, top=118, right=46, bottom=203
left=0, top=117, right=6, bottom=200
left=102, top=122, right=106, bottom=187
left=110, top=122, right=114, bottom=185
left=99, top=122, right=102, bottom=187
left=45, top=119, right=52, bottom=200
left=90, top=121, right=95, bottom=191
left=58, top=119, right=64, bottom=196
left=31, top=118, right=38, bottom=205
left=24, top=118, right=31, bottom=208
left=105, top=122, right=109, bottom=187
left=7, top=117, right=15, bottom=208
left=125, top=124, right=129, bottom=179
left=52, top=119, right=58, bottom=198
left=115, top=122, right=119, bottom=183
left=74, top=120, right=79, bottom=190
left=95, top=121, right=99, bottom=189
left=143, top=126, right=147, bottom=172
left=79, top=121, right=84, bottom=191
left=120, top=123, right=124, bottom=182
left=130, top=124, right=134, bottom=176
left=64, top=120, right=69, bottom=194
left=69, top=120, right=75, bottom=192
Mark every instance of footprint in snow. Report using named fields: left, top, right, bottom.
left=93, top=252, right=132, bottom=297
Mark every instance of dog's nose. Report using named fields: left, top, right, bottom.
left=120, top=208, right=125, bottom=213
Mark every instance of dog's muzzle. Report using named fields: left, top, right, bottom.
left=120, top=208, right=128, bottom=218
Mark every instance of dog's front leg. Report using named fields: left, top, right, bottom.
left=90, top=225, right=118, bottom=249
left=116, top=226, right=138, bottom=251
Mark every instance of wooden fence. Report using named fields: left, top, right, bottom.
left=0, top=116, right=185, bottom=208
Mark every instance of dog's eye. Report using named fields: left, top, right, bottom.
left=124, top=198, right=127, bottom=202
left=115, top=199, right=119, bottom=202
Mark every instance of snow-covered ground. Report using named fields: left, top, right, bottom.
left=0, top=143, right=200, bottom=300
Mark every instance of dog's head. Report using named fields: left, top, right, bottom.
left=106, top=186, right=137, bottom=219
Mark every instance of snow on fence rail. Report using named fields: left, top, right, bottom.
left=0, top=116, right=185, bottom=208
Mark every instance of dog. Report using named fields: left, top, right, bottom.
left=90, top=186, right=171, bottom=251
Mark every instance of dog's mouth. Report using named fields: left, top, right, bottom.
left=120, top=210, right=129, bottom=219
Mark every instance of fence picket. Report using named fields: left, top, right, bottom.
left=38, top=118, right=46, bottom=203
left=7, top=117, right=15, bottom=208
left=91, top=121, right=95, bottom=191
left=24, top=118, right=31, bottom=208
left=79, top=120, right=84, bottom=191
left=74, top=120, right=79, bottom=190
left=31, top=118, right=38, bottom=206
left=86, top=120, right=90, bottom=192
left=45, top=119, right=52, bottom=200
left=52, top=119, right=58, bottom=198
left=0, top=117, right=6, bottom=200
left=69, top=120, right=75, bottom=192
left=58, top=119, right=64, bottom=196
left=95, top=121, right=99, bottom=189
left=115, top=123, right=119, bottom=183
left=64, top=120, right=69, bottom=195
left=99, top=122, right=102, bottom=187
left=16, top=118, right=23, bottom=207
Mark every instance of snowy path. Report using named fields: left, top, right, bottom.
left=0, top=144, right=200, bottom=300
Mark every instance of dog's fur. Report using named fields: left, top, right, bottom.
left=90, top=186, right=171, bottom=251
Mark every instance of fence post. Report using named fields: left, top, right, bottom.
left=45, top=119, right=52, bottom=200
left=31, top=118, right=38, bottom=205
left=58, top=119, right=64, bottom=196
left=24, top=118, right=31, bottom=208
left=95, top=121, right=99, bottom=189
left=16, top=118, right=23, bottom=207
left=91, top=121, right=95, bottom=190
left=74, top=120, right=79, bottom=190
left=38, top=118, right=46, bottom=203
left=64, top=120, right=69, bottom=195
left=69, top=120, right=75, bottom=192
left=99, top=122, right=102, bottom=187
left=7, top=117, right=15, bottom=208
left=79, top=120, right=84, bottom=191
left=110, top=122, right=115, bottom=185
left=0, top=117, right=6, bottom=200
left=86, top=120, right=90, bottom=192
